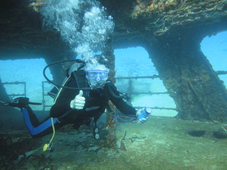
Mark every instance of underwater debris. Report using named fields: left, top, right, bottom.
left=120, top=140, right=127, bottom=151
left=187, top=130, right=206, bottom=137
left=212, top=131, right=227, bottom=139
left=93, top=146, right=103, bottom=154
left=212, top=126, right=227, bottom=139
left=14, top=154, right=53, bottom=169
left=119, top=131, right=127, bottom=151
left=187, top=128, right=227, bottom=139
left=0, top=134, right=52, bottom=169
left=122, top=131, right=127, bottom=140
left=129, top=135, right=147, bottom=143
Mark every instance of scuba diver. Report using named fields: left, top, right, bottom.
left=1, top=59, right=151, bottom=150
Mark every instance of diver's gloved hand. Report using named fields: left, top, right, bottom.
left=136, top=108, right=152, bottom=123
left=70, top=90, right=85, bottom=110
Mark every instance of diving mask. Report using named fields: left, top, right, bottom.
left=86, top=69, right=109, bottom=89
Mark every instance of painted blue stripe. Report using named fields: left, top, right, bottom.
left=22, top=108, right=58, bottom=136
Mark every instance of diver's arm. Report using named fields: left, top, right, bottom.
left=112, top=98, right=137, bottom=115
left=107, top=83, right=137, bottom=115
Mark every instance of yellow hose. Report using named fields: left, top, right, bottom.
left=43, top=117, right=56, bottom=151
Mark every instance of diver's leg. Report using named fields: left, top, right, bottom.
left=21, top=107, right=64, bottom=138
left=24, top=106, right=40, bottom=126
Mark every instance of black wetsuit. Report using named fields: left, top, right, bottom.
left=22, top=71, right=136, bottom=138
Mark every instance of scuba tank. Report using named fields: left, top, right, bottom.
left=44, top=59, right=89, bottom=100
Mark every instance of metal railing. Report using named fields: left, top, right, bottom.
left=116, top=75, right=177, bottom=111
left=42, top=81, right=54, bottom=112
left=2, top=81, right=51, bottom=112
left=2, top=81, right=26, bottom=98
left=2, top=70, right=227, bottom=113
left=2, top=77, right=177, bottom=112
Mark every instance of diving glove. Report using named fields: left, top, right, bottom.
left=136, top=108, right=152, bottom=123
left=70, top=90, right=85, bottom=110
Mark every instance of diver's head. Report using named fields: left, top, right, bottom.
left=86, top=64, right=109, bottom=90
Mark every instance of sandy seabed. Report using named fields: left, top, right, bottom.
left=2, top=116, right=227, bottom=170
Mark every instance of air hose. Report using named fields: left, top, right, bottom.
left=43, top=59, right=90, bottom=90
